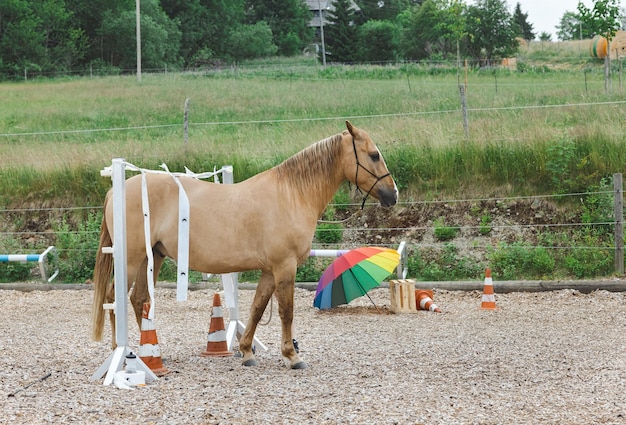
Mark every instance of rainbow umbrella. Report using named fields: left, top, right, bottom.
left=313, top=247, right=400, bottom=309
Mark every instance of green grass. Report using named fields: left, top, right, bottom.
left=1, top=61, right=625, bottom=205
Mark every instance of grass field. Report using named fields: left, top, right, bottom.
left=1, top=56, right=626, bottom=205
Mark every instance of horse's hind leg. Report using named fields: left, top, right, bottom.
left=130, top=248, right=167, bottom=329
left=240, top=271, right=276, bottom=366
left=273, top=270, right=307, bottom=369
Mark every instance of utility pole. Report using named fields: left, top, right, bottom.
left=136, top=0, right=142, bottom=82
left=318, top=0, right=326, bottom=67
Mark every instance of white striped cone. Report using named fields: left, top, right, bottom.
left=138, top=303, right=169, bottom=375
left=481, top=268, right=497, bottom=310
left=201, top=293, right=233, bottom=357
left=415, top=290, right=442, bottom=313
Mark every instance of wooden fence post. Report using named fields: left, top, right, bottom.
left=614, top=173, right=624, bottom=275
left=183, top=98, right=190, bottom=152
left=459, top=85, right=469, bottom=140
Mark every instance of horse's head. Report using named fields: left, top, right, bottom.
left=343, top=121, right=398, bottom=208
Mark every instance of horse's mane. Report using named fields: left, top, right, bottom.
left=273, top=133, right=344, bottom=199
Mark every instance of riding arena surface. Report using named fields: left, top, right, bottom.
left=0, top=285, right=624, bottom=424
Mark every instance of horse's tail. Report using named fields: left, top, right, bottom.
left=91, top=195, right=113, bottom=342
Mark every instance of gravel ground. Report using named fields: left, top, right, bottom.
left=0, top=285, right=624, bottom=424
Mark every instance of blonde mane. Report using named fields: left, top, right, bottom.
left=273, top=133, right=344, bottom=199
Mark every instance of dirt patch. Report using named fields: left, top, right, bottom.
left=315, top=305, right=394, bottom=315
left=339, top=197, right=575, bottom=255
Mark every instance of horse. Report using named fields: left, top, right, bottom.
left=91, top=121, right=398, bottom=369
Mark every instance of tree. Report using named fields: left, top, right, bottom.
left=244, top=0, right=313, bottom=56
left=400, top=0, right=463, bottom=61
left=577, top=0, right=621, bottom=39
left=358, top=19, right=399, bottom=62
left=464, top=0, right=518, bottom=66
left=355, top=0, right=410, bottom=23
left=227, top=21, right=277, bottom=63
left=65, top=0, right=133, bottom=64
left=324, top=0, right=360, bottom=62
left=578, top=0, right=622, bottom=92
left=538, top=31, right=552, bottom=42
left=0, top=0, right=87, bottom=77
left=512, top=2, right=535, bottom=41
left=400, top=0, right=438, bottom=60
left=0, top=0, right=46, bottom=73
left=556, top=11, right=586, bottom=41
left=160, top=0, right=245, bottom=66
left=98, top=0, right=181, bottom=70
left=436, top=0, right=467, bottom=67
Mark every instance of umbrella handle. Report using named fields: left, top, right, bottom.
left=348, top=269, right=381, bottom=314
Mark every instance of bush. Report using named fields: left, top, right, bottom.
left=433, top=217, right=459, bottom=241
left=489, top=242, right=555, bottom=280
left=315, top=223, right=343, bottom=244
left=410, top=244, right=485, bottom=281
left=564, top=248, right=613, bottom=278
left=315, top=206, right=343, bottom=244
left=296, top=258, right=332, bottom=282
left=478, top=214, right=493, bottom=235
left=54, top=211, right=102, bottom=283
left=158, top=258, right=204, bottom=283
left=0, top=237, right=34, bottom=282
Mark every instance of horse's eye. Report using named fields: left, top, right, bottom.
left=370, top=152, right=380, bottom=162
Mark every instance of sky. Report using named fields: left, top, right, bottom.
left=469, top=1, right=596, bottom=39
left=506, top=1, right=595, bottom=38
left=507, top=0, right=593, bottom=40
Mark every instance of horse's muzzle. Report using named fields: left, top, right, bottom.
left=377, top=188, right=398, bottom=207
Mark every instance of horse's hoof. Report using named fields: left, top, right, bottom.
left=291, top=361, right=308, bottom=370
left=242, top=358, right=258, bottom=367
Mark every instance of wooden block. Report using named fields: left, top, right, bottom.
left=389, top=279, right=417, bottom=313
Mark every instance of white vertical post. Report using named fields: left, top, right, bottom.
left=396, top=241, right=408, bottom=279
left=91, top=158, right=157, bottom=385
left=614, top=173, right=624, bottom=275
left=112, top=159, right=129, bottom=348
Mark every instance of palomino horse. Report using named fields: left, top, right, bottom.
left=91, top=121, right=398, bottom=369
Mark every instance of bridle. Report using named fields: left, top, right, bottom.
left=351, top=136, right=390, bottom=209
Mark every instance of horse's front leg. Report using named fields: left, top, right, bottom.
left=240, top=271, right=275, bottom=366
left=274, top=271, right=307, bottom=370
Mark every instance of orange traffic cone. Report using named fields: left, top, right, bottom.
left=415, top=290, right=442, bottom=313
left=138, top=303, right=169, bottom=376
left=200, top=293, right=233, bottom=357
left=481, top=268, right=497, bottom=310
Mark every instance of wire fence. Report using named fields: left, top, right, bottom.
left=0, top=190, right=620, bottom=255
left=2, top=99, right=626, bottom=140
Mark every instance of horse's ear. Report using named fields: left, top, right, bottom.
left=346, top=120, right=358, bottom=138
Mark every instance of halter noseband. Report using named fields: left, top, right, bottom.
left=351, top=136, right=390, bottom=209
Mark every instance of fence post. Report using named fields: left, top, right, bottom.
left=614, top=173, right=624, bottom=275
left=459, top=85, right=469, bottom=140
left=183, top=98, right=190, bottom=152
left=618, top=53, right=622, bottom=91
